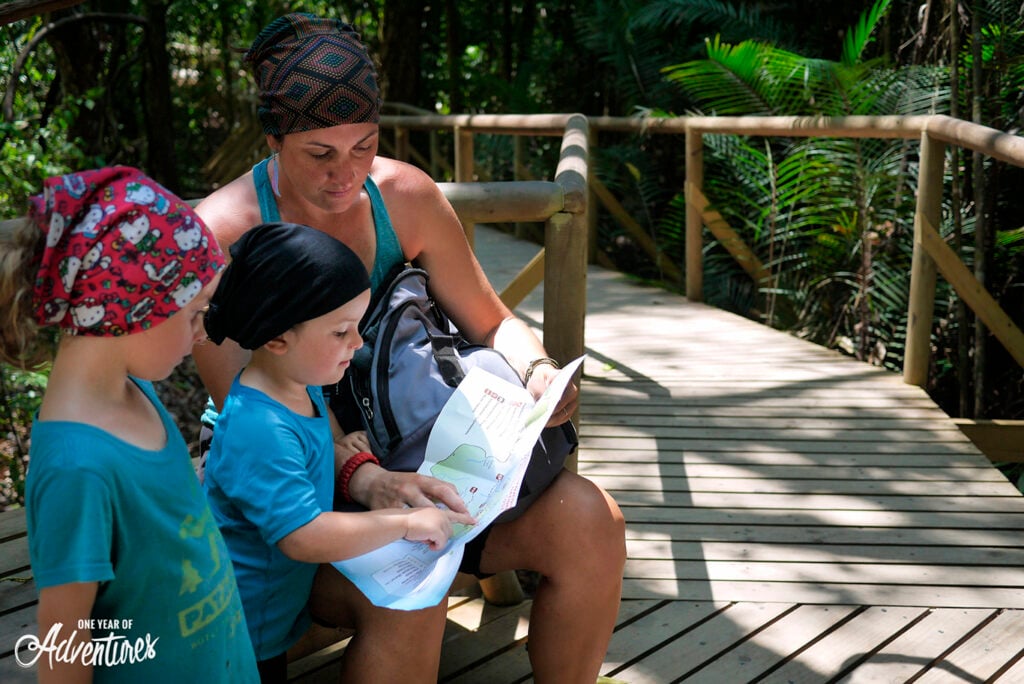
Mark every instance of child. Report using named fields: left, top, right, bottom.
left=201, top=222, right=474, bottom=682
left=0, top=167, right=259, bottom=682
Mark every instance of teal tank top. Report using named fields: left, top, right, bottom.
left=202, top=159, right=407, bottom=429
left=252, top=156, right=405, bottom=291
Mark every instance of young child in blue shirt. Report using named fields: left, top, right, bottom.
left=1, top=167, right=259, bottom=683
left=201, top=222, right=474, bottom=682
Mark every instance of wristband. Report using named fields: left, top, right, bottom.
left=338, top=451, right=380, bottom=503
left=524, top=356, right=560, bottom=385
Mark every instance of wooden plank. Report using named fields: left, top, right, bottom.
left=990, top=649, right=1024, bottom=681
left=625, top=523, right=1024, bottom=547
left=582, top=424, right=971, bottom=443
left=621, top=507, right=1024, bottom=528
left=0, top=537, right=30, bottom=577
left=0, top=577, right=35, bottom=613
left=582, top=440, right=986, bottom=458
left=580, top=400, right=949, bottom=416
left=769, top=605, right=931, bottom=683
left=915, top=609, right=1024, bottom=683
left=625, top=559, right=1024, bottom=588
left=600, top=601, right=724, bottom=672
left=445, top=598, right=659, bottom=683
left=835, top=608, right=998, bottom=683
left=683, top=605, right=858, bottom=682
left=580, top=449, right=995, bottom=468
left=610, top=602, right=793, bottom=683
left=0, top=653, right=34, bottom=684
left=612, top=491, right=1024, bottom=513
left=0, top=605, right=34, bottom=658
left=584, top=414, right=959, bottom=430
left=620, top=580, right=1024, bottom=608
left=625, top=540, right=1024, bottom=566
left=582, top=461, right=1009, bottom=481
left=0, top=508, right=26, bottom=541
left=438, top=600, right=532, bottom=680
left=591, top=476, right=1021, bottom=498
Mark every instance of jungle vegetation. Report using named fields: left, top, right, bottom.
left=2, top=0, right=1024, bottom=504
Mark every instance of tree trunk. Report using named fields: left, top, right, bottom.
left=140, top=0, right=177, bottom=187
left=445, top=0, right=462, bottom=113
left=949, top=0, right=971, bottom=418
left=971, top=0, right=988, bottom=418
left=380, top=0, right=425, bottom=107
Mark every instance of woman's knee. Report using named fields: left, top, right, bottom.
left=504, top=471, right=626, bottom=572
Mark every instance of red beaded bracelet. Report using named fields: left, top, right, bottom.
left=338, top=451, right=380, bottom=503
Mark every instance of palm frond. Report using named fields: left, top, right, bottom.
left=841, top=0, right=892, bottom=66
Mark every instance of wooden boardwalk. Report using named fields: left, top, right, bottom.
left=3, top=225, right=1024, bottom=682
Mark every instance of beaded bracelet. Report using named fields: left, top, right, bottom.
left=338, top=451, right=380, bottom=503
left=523, top=356, right=560, bottom=385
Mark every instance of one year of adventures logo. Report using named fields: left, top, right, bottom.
left=15, top=618, right=159, bottom=670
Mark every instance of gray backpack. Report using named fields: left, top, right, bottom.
left=331, top=266, right=576, bottom=520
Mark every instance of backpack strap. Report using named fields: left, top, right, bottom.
left=430, top=333, right=466, bottom=387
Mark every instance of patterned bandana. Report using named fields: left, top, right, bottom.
left=245, top=13, right=381, bottom=136
left=28, top=166, right=225, bottom=336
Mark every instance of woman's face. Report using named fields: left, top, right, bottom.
left=272, top=123, right=379, bottom=214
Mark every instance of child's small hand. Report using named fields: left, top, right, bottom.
left=404, top=507, right=477, bottom=551
left=336, top=430, right=371, bottom=459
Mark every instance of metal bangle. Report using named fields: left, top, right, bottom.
left=523, top=356, right=560, bottom=385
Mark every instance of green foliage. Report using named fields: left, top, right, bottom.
left=0, top=21, right=96, bottom=215
left=657, top=0, right=951, bottom=372
left=0, top=364, right=48, bottom=508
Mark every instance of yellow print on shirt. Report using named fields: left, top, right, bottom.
left=176, top=507, right=235, bottom=638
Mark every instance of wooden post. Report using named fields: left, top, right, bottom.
left=685, top=127, right=704, bottom=302
left=454, top=126, right=475, bottom=247
left=905, top=132, right=945, bottom=387
left=429, top=130, right=440, bottom=180
left=393, top=126, right=409, bottom=163
left=513, top=135, right=527, bottom=239
left=587, top=125, right=599, bottom=264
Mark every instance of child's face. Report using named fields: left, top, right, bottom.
left=128, top=274, right=222, bottom=381
left=284, top=289, right=370, bottom=386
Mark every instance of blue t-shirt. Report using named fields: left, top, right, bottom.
left=25, top=379, right=258, bottom=683
left=203, top=376, right=334, bottom=661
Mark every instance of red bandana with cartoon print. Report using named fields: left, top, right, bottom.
left=29, top=166, right=225, bottom=336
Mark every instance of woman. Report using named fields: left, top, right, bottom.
left=193, top=13, right=625, bottom=683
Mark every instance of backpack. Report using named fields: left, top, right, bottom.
left=330, top=265, right=577, bottom=522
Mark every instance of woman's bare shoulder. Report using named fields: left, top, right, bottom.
left=194, top=171, right=262, bottom=249
left=370, top=156, right=441, bottom=200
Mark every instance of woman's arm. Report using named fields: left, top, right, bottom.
left=379, top=159, right=578, bottom=416
left=36, top=582, right=98, bottom=684
left=192, top=176, right=262, bottom=410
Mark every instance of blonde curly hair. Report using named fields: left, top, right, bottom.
left=0, top=217, right=52, bottom=368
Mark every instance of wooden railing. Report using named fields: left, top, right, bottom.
left=4, top=113, right=1022, bottom=458
left=377, top=112, right=1023, bottom=461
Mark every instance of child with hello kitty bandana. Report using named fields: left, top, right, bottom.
left=0, top=167, right=258, bottom=683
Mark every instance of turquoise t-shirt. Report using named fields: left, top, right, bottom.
left=25, top=379, right=258, bottom=683
left=203, top=376, right=334, bottom=661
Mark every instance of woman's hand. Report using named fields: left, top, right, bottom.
left=335, top=430, right=371, bottom=459
left=526, top=362, right=579, bottom=427
left=348, top=464, right=470, bottom=514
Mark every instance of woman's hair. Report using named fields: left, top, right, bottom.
left=0, top=218, right=50, bottom=368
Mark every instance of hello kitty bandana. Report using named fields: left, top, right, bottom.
left=28, top=166, right=225, bottom=336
